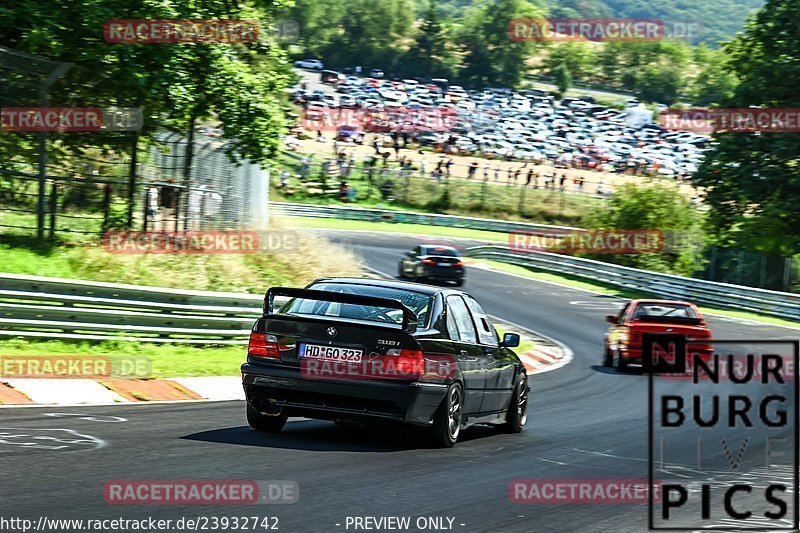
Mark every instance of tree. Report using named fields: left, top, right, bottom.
left=634, top=64, right=684, bottom=105
left=543, top=42, right=597, bottom=80
left=457, top=0, right=544, bottom=87
left=321, top=0, right=415, bottom=70
left=552, top=62, right=571, bottom=98
left=401, top=0, right=457, bottom=78
left=586, top=182, right=706, bottom=275
left=0, top=0, right=294, bottom=164
left=693, top=0, right=800, bottom=257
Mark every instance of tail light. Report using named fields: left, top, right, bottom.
left=248, top=332, right=280, bottom=359
left=453, top=261, right=463, bottom=267
left=383, top=348, right=425, bottom=379
left=421, top=258, right=436, bottom=265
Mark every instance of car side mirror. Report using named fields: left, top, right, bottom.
left=605, top=314, right=617, bottom=324
left=502, top=332, right=520, bottom=348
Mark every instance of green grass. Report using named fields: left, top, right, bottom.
left=290, top=216, right=510, bottom=242
left=496, top=327, right=536, bottom=354
left=472, top=257, right=800, bottom=329
left=272, top=163, right=600, bottom=227
left=0, top=338, right=244, bottom=377
left=0, top=224, right=361, bottom=292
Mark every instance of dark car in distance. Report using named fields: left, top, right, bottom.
left=242, top=278, right=529, bottom=447
left=398, top=244, right=465, bottom=286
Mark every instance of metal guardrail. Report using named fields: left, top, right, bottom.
left=271, top=201, right=582, bottom=233
left=1, top=205, right=797, bottom=342
left=0, top=273, right=262, bottom=343
left=466, top=246, right=800, bottom=322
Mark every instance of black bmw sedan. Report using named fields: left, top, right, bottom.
left=398, top=244, right=465, bottom=286
left=242, top=277, right=528, bottom=447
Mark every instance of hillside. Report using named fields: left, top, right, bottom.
left=428, top=0, right=764, bottom=45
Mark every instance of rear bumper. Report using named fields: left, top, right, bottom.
left=242, top=363, right=448, bottom=426
left=421, top=267, right=464, bottom=281
left=619, top=344, right=715, bottom=365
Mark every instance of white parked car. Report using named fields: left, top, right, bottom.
left=294, top=59, right=324, bottom=70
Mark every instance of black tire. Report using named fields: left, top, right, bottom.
left=602, top=344, right=613, bottom=367
left=501, top=375, right=528, bottom=433
left=397, top=261, right=406, bottom=279
left=430, top=383, right=463, bottom=448
left=613, top=349, right=628, bottom=372
left=247, top=403, right=288, bottom=432
left=454, top=278, right=464, bottom=287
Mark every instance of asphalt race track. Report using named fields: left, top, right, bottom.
left=2, top=230, right=799, bottom=532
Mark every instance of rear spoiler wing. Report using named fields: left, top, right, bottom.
left=265, top=287, right=419, bottom=333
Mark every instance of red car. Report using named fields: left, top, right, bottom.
left=603, top=299, right=713, bottom=371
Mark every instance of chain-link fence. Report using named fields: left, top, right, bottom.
left=141, top=132, right=269, bottom=232
left=698, top=247, right=795, bottom=292
left=272, top=153, right=608, bottom=223
left=0, top=131, right=270, bottom=239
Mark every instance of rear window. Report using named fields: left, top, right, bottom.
left=631, top=303, right=697, bottom=320
left=280, top=283, right=433, bottom=329
left=423, top=246, right=458, bottom=257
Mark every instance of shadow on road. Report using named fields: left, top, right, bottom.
left=590, top=364, right=643, bottom=376
left=182, top=419, right=503, bottom=452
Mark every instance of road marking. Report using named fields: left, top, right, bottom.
left=0, top=427, right=106, bottom=451
left=44, top=413, right=127, bottom=423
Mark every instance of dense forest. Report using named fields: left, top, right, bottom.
left=425, top=0, right=763, bottom=45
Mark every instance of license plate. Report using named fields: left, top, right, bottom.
left=299, top=343, right=363, bottom=362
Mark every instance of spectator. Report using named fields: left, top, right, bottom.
left=147, top=186, right=159, bottom=227
left=483, top=164, right=489, bottom=181
left=559, top=174, right=567, bottom=190
left=338, top=182, right=351, bottom=201
left=279, top=170, right=290, bottom=188
left=158, top=179, right=177, bottom=229
left=300, top=156, right=311, bottom=180
left=468, top=161, right=478, bottom=180
left=494, top=165, right=501, bottom=182
left=393, top=137, right=401, bottom=159
left=445, top=158, right=454, bottom=177
left=380, top=180, right=393, bottom=200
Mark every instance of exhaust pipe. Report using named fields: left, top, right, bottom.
left=251, top=397, right=282, bottom=416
